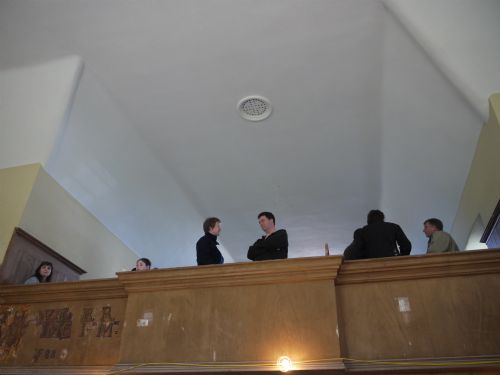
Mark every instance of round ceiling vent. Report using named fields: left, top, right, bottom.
left=238, top=95, right=272, bottom=122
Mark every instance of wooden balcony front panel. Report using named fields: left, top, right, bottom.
left=1, top=250, right=500, bottom=375
left=116, top=257, right=343, bottom=369
left=336, top=249, right=500, bottom=372
left=0, top=278, right=126, bottom=367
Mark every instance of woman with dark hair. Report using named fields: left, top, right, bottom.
left=24, top=261, right=53, bottom=284
left=133, top=258, right=151, bottom=271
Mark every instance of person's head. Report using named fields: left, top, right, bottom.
left=203, top=217, right=221, bottom=236
left=367, top=210, right=385, bottom=225
left=136, top=258, right=151, bottom=271
left=258, top=212, right=276, bottom=234
left=423, top=218, right=443, bottom=238
left=34, top=261, right=53, bottom=282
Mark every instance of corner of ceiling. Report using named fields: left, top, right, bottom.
left=382, top=0, right=488, bottom=123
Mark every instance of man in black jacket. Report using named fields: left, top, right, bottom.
left=247, top=212, right=288, bottom=261
left=196, top=217, right=224, bottom=265
left=343, top=228, right=364, bottom=260
left=346, top=210, right=411, bottom=259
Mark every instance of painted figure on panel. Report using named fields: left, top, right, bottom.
left=79, top=307, right=96, bottom=337
left=0, top=306, right=30, bottom=362
left=96, top=306, right=119, bottom=338
left=38, top=308, right=72, bottom=339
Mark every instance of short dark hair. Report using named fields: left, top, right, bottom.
left=258, top=211, right=275, bottom=224
left=34, top=261, right=53, bottom=283
left=367, top=210, right=385, bottom=224
left=424, top=218, right=443, bottom=231
left=203, top=217, right=221, bottom=233
left=137, top=258, right=151, bottom=268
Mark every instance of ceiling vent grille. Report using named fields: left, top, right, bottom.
left=238, top=96, right=272, bottom=121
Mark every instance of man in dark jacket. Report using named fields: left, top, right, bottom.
left=346, top=210, right=411, bottom=259
left=196, top=217, right=224, bottom=265
left=247, top=212, right=288, bottom=261
left=343, top=228, right=364, bottom=260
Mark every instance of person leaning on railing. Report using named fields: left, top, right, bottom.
left=423, top=218, right=459, bottom=253
left=132, top=257, right=152, bottom=271
left=344, top=210, right=411, bottom=260
left=247, top=211, right=288, bottom=261
left=24, top=261, right=53, bottom=284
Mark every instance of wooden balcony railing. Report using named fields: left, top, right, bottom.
left=0, top=250, right=499, bottom=375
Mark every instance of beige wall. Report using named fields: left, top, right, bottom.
left=0, top=164, right=40, bottom=260
left=19, top=167, right=137, bottom=279
left=452, top=94, right=500, bottom=247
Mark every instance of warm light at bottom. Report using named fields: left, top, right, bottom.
left=277, top=356, right=293, bottom=372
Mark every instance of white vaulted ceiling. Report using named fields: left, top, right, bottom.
left=1, top=0, right=498, bottom=267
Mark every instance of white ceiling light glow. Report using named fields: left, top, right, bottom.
left=238, top=95, right=272, bottom=122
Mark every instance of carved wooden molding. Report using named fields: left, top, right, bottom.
left=0, top=257, right=342, bottom=302
left=336, top=249, right=500, bottom=285
left=117, top=256, right=343, bottom=293
left=3, top=250, right=499, bottom=299
left=13, top=228, right=86, bottom=275
left=0, top=278, right=126, bottom=304
left=343, top=354, right=500, bottom=373
left=0, top=366, right=345, bottom=375
left=111, top=360, right=345, bottom=374
left=3, top=356, right=497, bottom=374
left=0, top=366, right=112, bottom=375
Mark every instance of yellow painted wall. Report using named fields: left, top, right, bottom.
left=0, top=164, right=40, bottom=260
left=452, top=94, right=500, bottom=247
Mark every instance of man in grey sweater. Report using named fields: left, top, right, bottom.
left=423, top=218, right=460, bottom=253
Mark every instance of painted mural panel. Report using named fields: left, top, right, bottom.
left=0, top=300, right=125, bottom=366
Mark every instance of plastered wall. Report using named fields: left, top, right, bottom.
left=379, top=8, right=483, bottom=253
left=0, top=55, right=137, bottom=278
left=46, top=68, right=233, bottom=267
left=19, top=167, right=137, bottom=279
left=0, top=56, right=82, bottom=169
